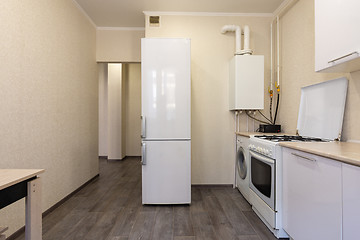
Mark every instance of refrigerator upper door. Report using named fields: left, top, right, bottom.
left=297, top=77, right=348, bottom=140
left=141, top=38, right=191, bottom=140
left=142, top=140, right=191, bottom=204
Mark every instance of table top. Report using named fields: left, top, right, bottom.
left=0, top=169, right=45, bottom=191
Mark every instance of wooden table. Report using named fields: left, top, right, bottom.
left=0, top=169, right=45, bottom=240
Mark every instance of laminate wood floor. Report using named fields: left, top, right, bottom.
left=13, top=157, right=280, bottom=240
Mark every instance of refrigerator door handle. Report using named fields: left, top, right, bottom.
left=141, top=115, right=146, bottom=138
left=141, top=143, right=146, bottom=165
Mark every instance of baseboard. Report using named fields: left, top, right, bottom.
left=99, top=155, right=141, bottom=160
left=105, top=156, right=141, bottom=161
left=191, top=184, right=233, bottom=188
left=7, top=174, right=99, bottom=240
left=6, top=225, right=24, bottom=240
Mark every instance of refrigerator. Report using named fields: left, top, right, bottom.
left=141, top=38, right=191, bottom=204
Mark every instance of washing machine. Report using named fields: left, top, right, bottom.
left=235, top=135, right=250, bottom=203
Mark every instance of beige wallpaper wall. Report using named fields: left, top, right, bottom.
left=145, top=14, right=272, bottom=184
left=124, top=64, right=142, bottom=156
left=0, top=0, right=98, bottom=236
left=98, top=63, right=108, bottom=156
left=96, top=29, right=144, bottom=62
left=279, top=0, right=360, bottom=141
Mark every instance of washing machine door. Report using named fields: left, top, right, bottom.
left=236, top=147, right=247, bottom=179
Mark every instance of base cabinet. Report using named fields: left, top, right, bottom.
left=282, top=147, right=342, bottom=240
left=342, top=163, right=360, bottom=239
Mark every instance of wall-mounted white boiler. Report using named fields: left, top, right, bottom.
left=229, top=55, right=264, bottom=110
left=221, top=25, right=264, bottom=110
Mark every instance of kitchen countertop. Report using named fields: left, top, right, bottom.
left=279, top=141, right=360, bottom=167
left=235, top=132, right=259, bottom=137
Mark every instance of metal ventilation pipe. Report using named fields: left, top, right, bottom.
left=221, top=25, right=241, bottom=55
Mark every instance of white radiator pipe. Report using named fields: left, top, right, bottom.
left=234, top=111, right=237, bottom=188
left=277, top=16, right=280, bottom=88
left=221, top=25, right=242, bottom=54
left=235, top=111, right=238, bottom=133
left=238, top=110, right=242, bottom=132
left=270, top=23, right=273, bottom=92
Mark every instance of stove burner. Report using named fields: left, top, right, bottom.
left=254, top=135, right=327, bottom=142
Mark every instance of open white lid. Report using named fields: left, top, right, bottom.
left=297, top=77, right=348, bottom=141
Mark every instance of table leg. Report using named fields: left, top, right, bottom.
left=25, top=177, right=42, bottom=240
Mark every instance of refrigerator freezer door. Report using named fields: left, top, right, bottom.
left=142, top=140, right=191, bottom=204
left=141, top=38, right=191, bottom=140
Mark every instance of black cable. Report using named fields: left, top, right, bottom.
left=245, top=111, right=271, bottom=125
left=273, top=93, right=280, bottom=124
left=257, top=110, right=272, bottom=124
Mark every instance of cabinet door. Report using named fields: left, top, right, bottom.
left=282, top=148, right=342, bottom=240
left=342, top=163, right=360, bottom=240
left=315, top=0, right=360, bottom=72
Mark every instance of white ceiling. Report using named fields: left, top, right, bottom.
left=74, top=0, right=285, bottom=28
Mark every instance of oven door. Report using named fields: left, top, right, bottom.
left=249, top=150, right=275, bottom=210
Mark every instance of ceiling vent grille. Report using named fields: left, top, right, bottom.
left=149, top=16, right=160, bottom=27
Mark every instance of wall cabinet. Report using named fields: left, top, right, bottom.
left=342, top=163, right=360, bottom=240
left=315, top=0, right=360, bottom=72
left=282, top=147, right=342, bottom=240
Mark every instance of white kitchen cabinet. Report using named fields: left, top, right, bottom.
left=342, top=163, right=360, bottom=240
left=282, top=147, right=342, bottom=240
left=315, top=0, right=360, bottom=72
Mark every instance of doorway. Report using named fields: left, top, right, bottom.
left=98, top=63, right=141, bottom=160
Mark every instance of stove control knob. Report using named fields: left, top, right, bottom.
left=265, top=149, right=270, bottom=155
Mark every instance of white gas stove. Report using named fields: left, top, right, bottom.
left=247, top=77, right=348, bottom=239
left=249, top=135, right=326, bottom=158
